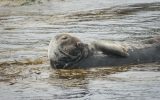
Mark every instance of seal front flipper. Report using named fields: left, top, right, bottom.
left=92, top=40, right=129, bottom=57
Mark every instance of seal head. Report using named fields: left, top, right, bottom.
left=48, top=34, right=90, bottom=69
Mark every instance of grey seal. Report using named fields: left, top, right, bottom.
left=48, top=33, right=160, bottom=69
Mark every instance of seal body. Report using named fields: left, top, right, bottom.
left=48, top=34, right=160, bottom=69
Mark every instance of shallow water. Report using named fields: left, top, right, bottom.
left=0, top=0, right=160, bottom=100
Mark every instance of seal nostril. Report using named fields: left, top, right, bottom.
left=76, top=42, right=83, bottom=48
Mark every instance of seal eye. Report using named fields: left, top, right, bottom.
left=61, top=36, right=68, bottom=40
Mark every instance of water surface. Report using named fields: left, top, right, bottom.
left=0, top=0, right=160, bottom=100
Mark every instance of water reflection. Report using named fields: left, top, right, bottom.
left=49, top=64, right=160, bottom=100
left=48, top=66, right=129, bottom=88
left=0, top=61, right=160, bottom=99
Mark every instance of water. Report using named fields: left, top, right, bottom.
left=0, top=0, right=160, bottom=100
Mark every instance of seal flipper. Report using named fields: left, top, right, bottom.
left=141, top=36, right=160, bottom=44
left=92, top=40, right=129, bottom=57
left=141, top=36, right=160, bottom=49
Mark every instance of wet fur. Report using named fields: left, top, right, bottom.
left=48, top=34, right=160, bottom=69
